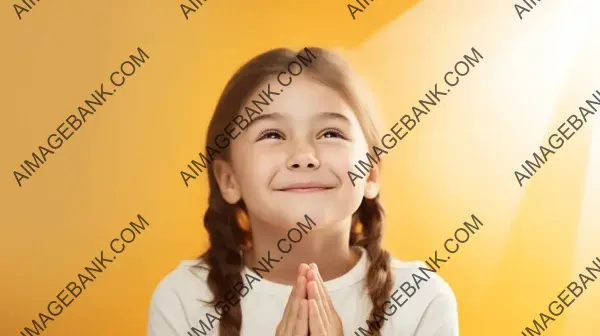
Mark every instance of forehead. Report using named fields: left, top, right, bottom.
left=243, top=75, right=355, bottom=121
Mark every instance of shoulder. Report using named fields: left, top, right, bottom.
left=147, top=259, right=216, bottom=336
left=388, top=257, right=455, bottom=301
left=151, top=259, right=213, bottom=304
left=385, top=256, right=459, bottom=334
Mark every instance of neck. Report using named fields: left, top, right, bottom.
left=243, top=216, right=360, bottom=285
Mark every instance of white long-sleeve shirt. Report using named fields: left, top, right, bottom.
left=147, top=247, right=459, bottom=336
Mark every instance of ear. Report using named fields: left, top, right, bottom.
left=363, top=166, right=380, bottom=199
left=212, top=159, right=242, bottom=204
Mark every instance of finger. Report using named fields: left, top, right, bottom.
left=293, top=299, right=309, bottom=336
left=307, top=280, right=330, bottom=327
left=284, top=298, right=301, bottom=335
left=296, top=274, right=307, bottom=301
left=308, top=299, right=327, bottom=336
left=284, top=276, right=306, bottom=334
left=308, top=265, right=333, bottom=321
left=299, top=263, right=310, bottom=277
left=280, top=276, right=299, bottom=331
left=312, top=264, right=335, bottom=307
left=297, top=264, right=309, bottom=302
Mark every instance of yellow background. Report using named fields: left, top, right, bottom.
left=1, top=0, right=600, bottom=335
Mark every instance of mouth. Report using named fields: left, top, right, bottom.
left=275, top=183, right=335, bottom=193
left=277, top=187, right=334, bottom=193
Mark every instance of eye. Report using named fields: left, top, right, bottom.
left=257, top=129, right=285, bottom=141
left=319, top=128, right=346, bottom=139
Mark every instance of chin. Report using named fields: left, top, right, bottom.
left=274, top=205, right=346, bottom=230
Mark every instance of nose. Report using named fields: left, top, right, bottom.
left=287, top=142, right=320, bottom=171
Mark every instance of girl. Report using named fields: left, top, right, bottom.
left=148, top=47, right=458, bottom=336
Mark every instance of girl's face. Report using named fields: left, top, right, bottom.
left=215, top=76, right=379, bottom=231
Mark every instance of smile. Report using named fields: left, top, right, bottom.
left=277, top=187, right=334, bottom=193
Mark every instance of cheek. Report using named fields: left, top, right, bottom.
left=234, top=146, right=283, bottom=189
left=320, top=144, right=367, bottom=196
left=320, top=139, right=368, bottom=173
left=321, top=141, right=370, bottom=209
left=320, top=145, right=354, bottom=172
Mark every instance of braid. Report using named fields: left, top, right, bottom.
left=197, top=184, right=247, bottom=336
left=351, top=196, right=394, bottom=336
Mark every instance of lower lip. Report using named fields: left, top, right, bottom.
left=278, top=188, right=333, bottom=193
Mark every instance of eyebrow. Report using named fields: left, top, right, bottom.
left=247, top=111, right=351, bottom=128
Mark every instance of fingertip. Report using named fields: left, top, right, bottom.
left=299, top=263, right=310, bottom=275
left=312, top=265, right=321, bottom=278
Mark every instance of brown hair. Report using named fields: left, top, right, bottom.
left=196, top=47, right=393, bottom=335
